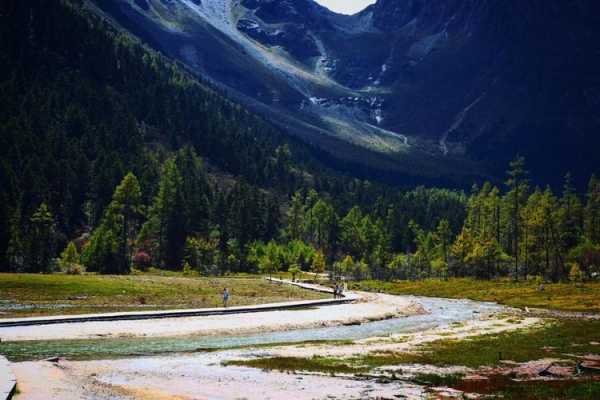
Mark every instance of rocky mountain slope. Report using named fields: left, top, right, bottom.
left=90, top=0, right=600, bottom=187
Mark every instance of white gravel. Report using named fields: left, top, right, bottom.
left=0, top=291, right=423, bottom=342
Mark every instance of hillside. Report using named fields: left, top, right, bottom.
left=0, top=0, right=467, bottom=272
left=92, top=0, right=600, bottom=188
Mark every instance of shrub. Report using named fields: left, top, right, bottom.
left=59, top=242, right=83, bottom=274
left=133, top=251, right=152, bottom=271
left=569, top=263, right=584, bottom=283
left=65, top=263, right=84, bottom=275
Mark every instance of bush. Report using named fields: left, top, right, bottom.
left=65, top=263, right=84, bottom=275
left=133, top=251, right=152, bottom=271
left=569, top=263, right=585, bottom=283
left=59, top=242, right=83, bottom=274
left=182, top=261, right=197, bottom=276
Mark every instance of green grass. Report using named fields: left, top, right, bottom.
left=488, top=379, right=600, bottom=400
left=224, top=356, right=367, bottom=375
left=223, top=318, right=600, bottom=399
left=351, top=278, right=600, bottom=313
left=228, top=319, right=600, bottom=373
left=359, top=319, right=600, bottom=369
left=0, top=272, right=327, bottom=318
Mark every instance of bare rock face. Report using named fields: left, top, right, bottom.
left=91, top=0, right=600, bottom=187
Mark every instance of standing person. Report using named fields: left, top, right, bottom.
left=223, top=288, right=230, bottom=308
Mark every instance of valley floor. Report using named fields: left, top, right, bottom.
left=3, top=279, right=600, bottom=399
left=0, top=290, right=421, bottom=342
left=351, top=278, right=600, bottom=313
left=0, top=272, right=327, bottom=319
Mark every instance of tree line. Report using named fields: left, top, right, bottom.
left=10, top=148, right=600, bottom=286
left=1, top=1, right=598, bottom=283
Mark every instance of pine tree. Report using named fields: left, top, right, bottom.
left=28, top=203, right=55, bottom=273
left=339, top=206, right=364, bottom=259
left=306, top=199, right=338, bottom=258
left=140, top=159, right=186, bottom=269
left=82, top=225, right=120, bottom=274
left=6, top=207, right=25, bottom=272
left=83, top=173, right=142, bottom=274
left=286, top=191, right=305, bottom=241
left=434, top=219, right=452, bottom=264
left=311, top=250, right=326, bottom=275
left=174, top=147, right=211, bottom=235
left=59, top=241, right=81, bottom=273
left=258, top=241, right=280, bottom=279
left=560, top=173, right=583, bottom=249
left=584, top=175, right=600, bottom=244
left=505, top=156, right=529, bottom=280
left=106, top=172, right=143, bottom=272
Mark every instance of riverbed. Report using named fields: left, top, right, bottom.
left=2, top=292, right=532, bottom=399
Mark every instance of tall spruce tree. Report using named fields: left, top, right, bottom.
left=505, top=156, right=529, bottom=280
left=28, top=203, right=55, bottom=273
left=584, top=175, right=600, bottom=244
left=140, top=159, right=186, bottom=269
left=106, top=172, right=143, bottom=272
left=286, top=191, right=306, bottom=241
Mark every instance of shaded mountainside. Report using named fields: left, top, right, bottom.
left=361, top=0, right=600, bottom=185
left=91, top=0, right=600, bottom=188
left=0, top=0, right=472, bottom=270
left=88, top=0, right=490, bottom=186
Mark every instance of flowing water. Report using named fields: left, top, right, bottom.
left=0, top=296, right=504, bottom=362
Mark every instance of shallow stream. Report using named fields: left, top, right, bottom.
left=0, top=296, right=504, bottom=361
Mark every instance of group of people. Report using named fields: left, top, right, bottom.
left=223, top=279, right=346, bottom=307
left=333, top=282, right=345, bottom=299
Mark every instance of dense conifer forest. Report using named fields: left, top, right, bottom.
left=1, top=0, right=599, bottom=283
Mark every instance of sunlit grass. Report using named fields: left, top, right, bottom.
left=229, top=319, right=600, bottom=371
left=0, top=272, right=326, bottom=318
left=351, top=278, right=600, bottom=312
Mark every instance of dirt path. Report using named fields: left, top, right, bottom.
left=0, top=284, right=424, bottom=341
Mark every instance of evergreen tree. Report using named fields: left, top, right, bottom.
left=286, top=191, right=305, bottom=241
left=560, top=173, right=583, bottom=249
left=59, top=241, right=81, bottom=273
left=434, top=219, right=452, bottom=264
left=82, top=226, right=120, bottom=274
left=28, top=203, right=55, bottom=273
left=339, top=206, right=365, bottom=259
left=505, top=156, right=529, bottom=280
left=258, top=241, right=280, bottom=279
left=311, top=250, right=326, bottom=275
left=174, top=147, right=211, bottom=235
left=140, top=159, right=186, bottom=269
left=106, top=172, right=143, bottom=272
left=584, top=175, right=600, bottom=244
left=6, top=207, right=25, bottom=272
left=306, top=199, right=338, bottom=258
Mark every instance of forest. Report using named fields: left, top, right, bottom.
left=25, top=154, right=600, bottom=284
left=1, top=0, right=599, bottom=284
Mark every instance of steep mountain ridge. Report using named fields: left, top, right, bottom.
left=90, top=0, right=600, bottom=187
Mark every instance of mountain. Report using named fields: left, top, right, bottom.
left=88, top=0, right=600, bottom=187
left=0, top=0, right=469, bottom=272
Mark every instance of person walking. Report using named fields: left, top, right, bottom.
left=223, top=288, right=230, bottom=308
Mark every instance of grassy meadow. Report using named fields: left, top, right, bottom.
left=350, top=278, right=600, bottom=313
left=0, top=272, right=326, bottom=318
